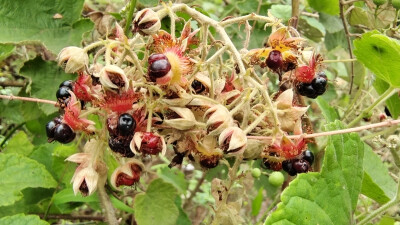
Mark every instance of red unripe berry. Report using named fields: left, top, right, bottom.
left=266, top=50, right=283, bottom=72
left=148, top=54, right=171, bottom=81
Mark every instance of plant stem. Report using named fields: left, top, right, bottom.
left=97, top=185, right=118, bottom=225
left=37, top=213, right=105, bottom=221
left=0, top=122, right=25, bottom=148
left=183, top=172, right=207, bottom=209
left=248, top=119, right=400, bottom=141
left=124, top=0, right=137, bottom=36
left=0, top=94, right=58, bottom=106
left=348, top=87, right=398, bottom=127
left=324, top=58, right=358, bottom=63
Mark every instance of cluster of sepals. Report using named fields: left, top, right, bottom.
left=46, top=4, right=327, bottom=196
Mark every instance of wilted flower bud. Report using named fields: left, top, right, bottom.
left=193, top=135, right=223, bottom=169
left=218, top=127, right=247, bottom=155
left=132, top=9, right=161, bottom=35
left=110, top=159, right=144, bottom=189
left=98, top=65, right=129, bottom=91
left=204, top=104, right=234, bottom=135
left=71, top=166, right=99, bottom=196
left=130, top=132, right=167, bottom=155
left=57, top=46, right=89, bottom=73
left=163, top=107, right=197, bottom=130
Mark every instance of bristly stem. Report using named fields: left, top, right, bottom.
left=124, top=0, right=137, bottom=36
left=0, top=94, right=58, bottom=106
left=248, top=119, right=400, bottom=141
left=97, top=185, right=119, bottom=225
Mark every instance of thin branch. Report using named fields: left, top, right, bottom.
left=124, top=0, right=137, bottom=36
left=248, top=119, right=400, bottom=141
left=339, top=0, right=355, bottom=94
left=291, top=0, right=300, bottom=28
left=97, top=185, right=118, bottom=225
left=184, top=172, right=207, bottom=209
left=0, top=80, right=26, bottom=87
left=37, top=213, right=105, bottom=221
left=0, top=94, right=58, bottom=106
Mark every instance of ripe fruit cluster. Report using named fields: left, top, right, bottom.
left=282, top=150, right=314, bottom=176
left=45, top=5, right=330, bottom=196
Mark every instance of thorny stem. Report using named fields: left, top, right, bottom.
left=324, top=58, right=358, bottom=63
left=0, top=94, right=58, bottom=106
left=124, top=0, right=137, bottom=36
left=206, top=45, right=228, bottom=64
left=244, top=111, right=269, bottom=134
left=126, top=48, right=145, bottom=76
left=166, top=4, right=176, bottom=40
left=229, top=88, right=257, bottom=115
left=98, top=185, right=119, bottom=225
left=248, top=119, right=400, bottom=141
left=83, top=40, right=106, bottom=52
left=339, top=0, right=355, bottom=94
left=348, top=87, right=398, bottom=127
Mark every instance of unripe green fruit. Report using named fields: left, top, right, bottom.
left=392, top=0, right=400, bottom=9
left=268, top=171, right=285, bottom=187
left=374, top=0, right=387, bottom=6
left=251, top=168, right=262, bottom=178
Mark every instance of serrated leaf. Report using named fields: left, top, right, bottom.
left=315, top=97, right=339, bottom=123
left=20, top=57, right=75, bottom=115
left=157, top=166, right=188, bottom=194
left=307, top=0, right=339, bottom=15
left=265, top=121, right=364, bottom=225
left=3, top=131, right=34, bottom=156
left=361, top=143, right=396, bottom=204
left=0, top=214, right=49, bottom=225
left=373, top=78, right=400, bottom=119
left=354, top=31, right=400, bottom=87
left=0, top=153, right=57, bottom=206
left=0, top=0, right=93, bottom=54
left=134, top=179, right=179, bottom=225
left=175, top=197, right=192, bottom=225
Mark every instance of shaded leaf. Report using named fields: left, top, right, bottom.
left=373, top=78, right=400, bottom=119
left=361, top=143, right=396, bottom=204
left=270, top=5, right=292, bottom=22
left=252, top=187, right=264, bottom=216
left=175, top=197, right=192, bottom=225
left=0, top=0, right=93, bottom=54
left=354, top=31, right=400, bottom=87
left=20, top=57, right=75, bottom=115
left=315, top=97, right=339, bottom=123
left=265, top=121, right=364, bottom=225
left=3, top=131, right=34, bottom=156
left=110, top=195, right=134, bottom=214
left=0, top=43, right=15, bottom=62
left=0, top=153, right=57, bottom=206
left=157, top=166, right=188, bottom=194
left=134, top=179, right=179, bottom=225
left=299, top=16, right=326, bottom=42
left=0, top=214, right=49, bottom=225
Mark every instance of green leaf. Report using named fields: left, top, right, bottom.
left=0, top=214, right=49, bottom=225
left=315, top=97, right=339, bottom=123
left=373, top=78, right=400, bottom=119
left=53, top=188, right=99, bottom=205
left=0, top=0, right=93, bottom=54
left=0, top=43, right=15, bottom=62
left=3, top=131, right=34, bottom=156
left=319, top=13, right=343, bottom=33
left=265, top=121, right=364, bottom=225
left=20, top=57, right=75, bottom=115
left=307, top=0, right=339, bottom=15
left=354, top=31, right=400, bottom=87
left=0, top=153, right=57, bottom=206
left=299, top=16, right=326, bottom=42
left=134, top=178, right=179, bottom=225
left=270, top=5, right=292, bottom=21
left=138, top=0, right=159, bottom=7
left=252, top=187, right=264, bottom=216
left=110, top=195, right=134, bottom=214
left=175, top=197, right=192, bottom=225
left=361, top=144, right=396, bottom=204
left=235, top=0, right=260, bottom=14
left=157, top=166, right=188, bottom=194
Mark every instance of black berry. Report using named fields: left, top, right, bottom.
left=311, top=75, right=327, bottom=95
left=292, top=159, right=310, bottom=174
left=54, top=123, right=76, bottom=144
left=45, top=120, right=57, bottom=139
left=266, top=50, right=283, bottom=72
left=59, top=80, right=74, bottom=89
left=118, top=113, right=136, bottom=136
left=56, top=86, right=72, bottom=100
left=302, top=150, right=314, bottom=165
left=191, top=80, right=206, bottom=94
left=108, top=136, right=135, bottom=157
left=148, top=54, right=171, bottom=80
left=282, top=160, right=297, bottom=176
left=297, top=82, right=318, bottom=99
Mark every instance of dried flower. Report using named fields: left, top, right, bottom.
left=63, top=92, right=96, bottom=134
left=130, top=132, right=167, bottom=155
left=193, top=135, right=223, bottom=169
left=132, top=9, right=161, bottom=35
left=98, top=65, right=129, bottom=91
left=57, top=46, right=89, bottom=73
left=110, top=159, right=144, bottom=189
left=218, top=127, right=247, bottom=155
left=163, top=107, right=197, bottom=130
left=204, top=104, right=234, bottom=135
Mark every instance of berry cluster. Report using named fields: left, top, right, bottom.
left=296, top=72, right=328, bottom=99
left=282, top=150, right=314, bottom=176
left=44, top=6, right=330, bottom=196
